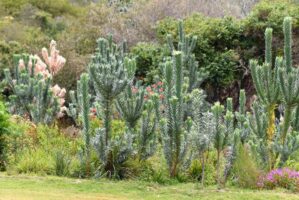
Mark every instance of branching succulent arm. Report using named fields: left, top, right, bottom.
left=138, top=100, right=157, bottom=161
left=116, top=81, right=145, bottom=130
left=166, top=21, right=208, bottom=92
left=89, top=37, right=136, bottom=146
left=250, top=27, right=282, bottom=142
left=67, top=73, right=92, bottom=176
left=190, top=89, right=214, bottom=186
left=157, top=51, right=193, bottom=177
left=89, top=36, right=136, bottom=177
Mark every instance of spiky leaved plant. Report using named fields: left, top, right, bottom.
left=190, top=89, right=214, bottom=186
left=235, top=90, right=250, bottom=144
left=219, top=90, right=248, bottom=187
left=248, top=102, right=271, bottom=168
left=250, top=28, right=281, bottom=143
left=137, top=99, right=157, bottom=161
left=211, top=99, right=234, bottom=188
left=89, top=36, right=136, bottom=177
left=89, top=36, right=135, bottom=146
left=249, top=17, right=299, bottom=169
left=154, top=51, right=192, bottom=177
left=167, top=20, right=208, bottom=92
left=116, top=81, right=145, bottom=130
left=278, top=17, right=299, bottom=144
left=274, top=128, right=299, bottom=167
left=116, top=80, right=158, bottom=161
left=67, top=73, right=92, bottom=176
left=222, top=91, right=250, bottom=186
left=4, top=54, right=65, bottom=124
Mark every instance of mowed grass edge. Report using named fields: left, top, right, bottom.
left=0, top=174, right=298, bottom=200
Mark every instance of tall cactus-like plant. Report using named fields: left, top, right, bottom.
left=249, top=17, right=299, bottom=169
left=250, top=28, right=282, bottom=142
left=190, top=89, right=214, bottom=186
left=167, top=21, right=208, bottom=92
left=4, top=54, right=65, bottom=124
left=156, top=51, right=192, bottom=177
left=137, top=99, right=157, bottom=161
left=278, top=17, right=299, bottom=144
left=235, top=90, right=250, bottom=144
left=248, top=102, right=273, bottom=169
left=221, top=91, right=249, bottom=185
left=89, top=36, right=135, bottom=146
left=211, top=99, right=234, bottom=188
left=274, top=129, right=299, bottom=167
left=67, top=73, right=91, bottom=176
left=89, top=36, right=136, bottom=176
left=116, top=81, right=145, bottom=130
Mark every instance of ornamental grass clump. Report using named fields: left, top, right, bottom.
left=257, top=168, right=299, bottom=191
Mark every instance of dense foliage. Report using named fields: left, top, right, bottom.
left=0, top=101, right=10, bottom=170
left=1, top=0, right=299, bottom=196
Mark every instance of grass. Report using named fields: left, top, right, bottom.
left=0, top=173, right=298, bottom=200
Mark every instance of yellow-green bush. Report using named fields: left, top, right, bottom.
left=232, top=145, right=261, bottom=189
left=1, top=0, right=82, bottom=16
left=188, top=151, right=218, bottom=186
left=7, top=124, right=84, bottom=176
left=0, top=101, right=11, bottom=170
left=16, top=148, right=55, bottom=175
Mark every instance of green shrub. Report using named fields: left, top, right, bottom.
left=188, top=150, right=218, bottom=186
left=130, top=42, right=167, bottom=83
left=205, top=50, right=239, bottom=86
left=285, top=159, right=299, bottom=171
left=0, top=101, right=10, bottom=170
left=68, top=150, right=99, bottom=178
left=54, top=151, right=71, bottom=176
left=156, top=14, right=241, bottom=86
left=29, top=0, right=82, bottom=17
left=7, top=124, right=83, bottom=176
left=0, top=0, right=82, bottom=17
left=0, top=0, right=28, bottom=15
left=16, top=148, right=55, bottom=175
left=0, top=40, right=23, bottom=77
left=240, top=0, right=299, bottom=62
left=232, top=145, right=261, bottom=189
left=284, top=150, right=299, bottom=171
left=188, top=158, right=216, bottom=186
left=90, top=119, right=126, bottom=138
left=244, top=0, right=299, bottom=34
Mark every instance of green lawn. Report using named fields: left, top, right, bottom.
left=0, top=174, right=298, bottom=200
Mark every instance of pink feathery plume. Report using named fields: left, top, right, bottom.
left=18, top=59, right=25, bottom=71
left=51, top=84, right=62, bottom=96
left=42, top=40, right=66, bottom=75
left=57, top=106, right=67, bottom=118
left=51, top=84, right=66, bottom=105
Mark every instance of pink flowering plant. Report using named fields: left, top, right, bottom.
left=4, top=40, right=67, bottom=124
left=257, top=168, right=299, bottom=191
left=144, top=81, right=164, bottom=101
